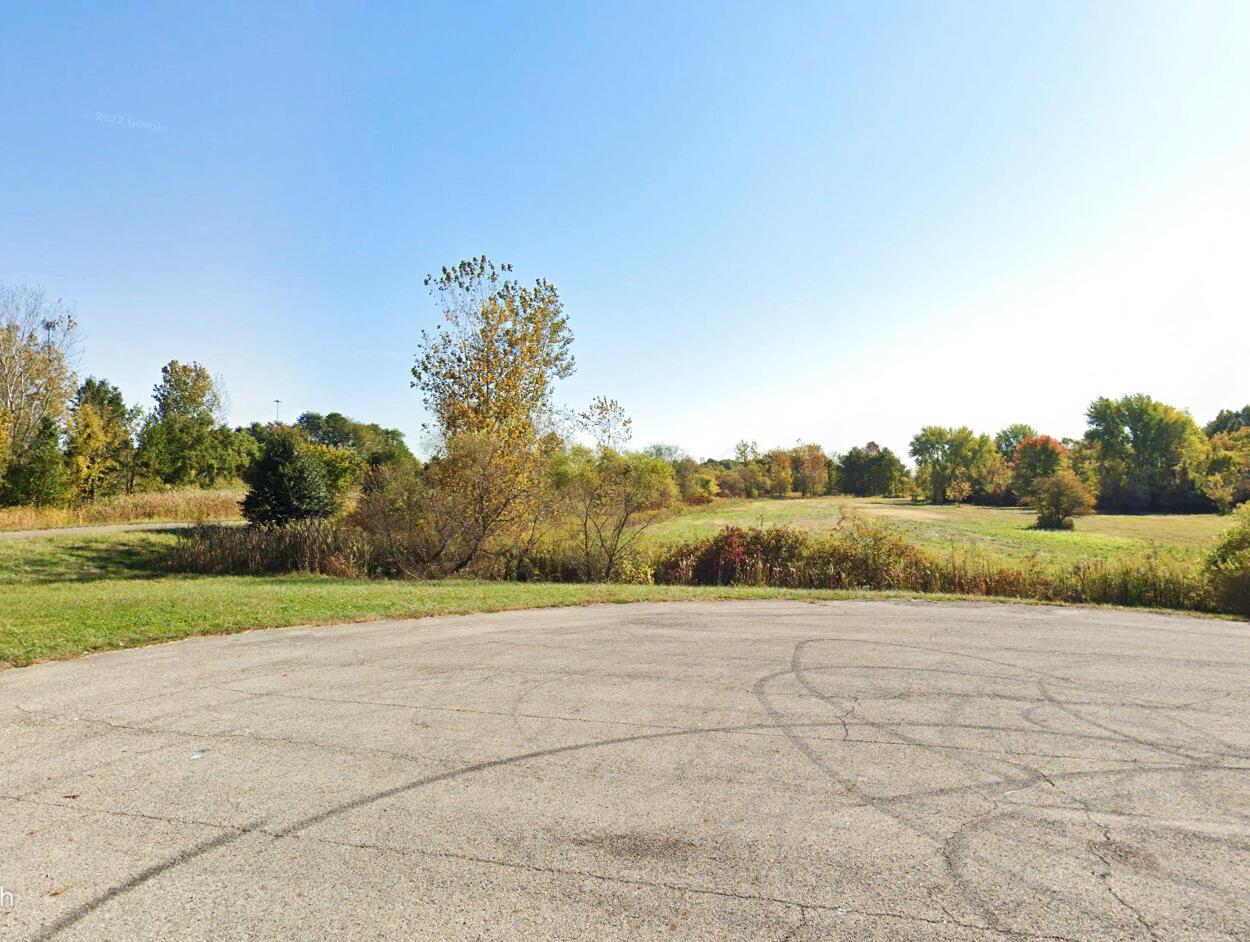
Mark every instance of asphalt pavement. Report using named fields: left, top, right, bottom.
left=1, top=600, right=1247, bottom=940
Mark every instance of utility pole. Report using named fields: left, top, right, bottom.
left=274, top=399, right=281, bottom=423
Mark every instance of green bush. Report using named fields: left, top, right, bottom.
left=1033, top=470, right=1096, bottom=530
left=241, top=428, right=345, bottom=526
left=1207, top=505, right=1250, bottom=616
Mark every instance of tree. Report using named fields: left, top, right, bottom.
left=0, top=284, right=78, bottom=479
left=908, top=426, right=992, bottom=504
left=1011, top=435, right=1067, bottom=502
left=399, top=258, right=577, bottom=573
left=1206, top=503, right=1250, bottom=615
left=241, top=427, right=343, bottom=525
left=836, top=443, right=908, bottom=497
left=561, top=446, right=677, bottom=580
left=412, top=256, right=574, bottom=442
left=1033, top=470, right=1096, bottom=530
left=1084, top=395, right=1209, bottom=511
left=733, top=440, right=759, bottom=463
left=1198, top=428, right=1250, bottom=512
left=296, top=411, right=414, bottom=470
left=0, top=417, right=70, bottom=506
left=995, top=424, right=1036, bottom=460
left=766, top=449, right=793, bottom=496
left=1205, top=406, right=1250, bottom=437
left=579, top=396, right=632, bottom=451
left=790, top=443, right=830, bottom=497
left=945, top=478, right=971, bottom=505
left=139, top=361, right=230, bottom=486
left=65, top=378, right=136, bottom=501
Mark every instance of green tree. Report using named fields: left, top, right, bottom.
left=0, top=417, right=70, bottom=506
left=1198, top=428, right=1250, bottom=512
left=1205, top=406, right=1250, bottom=437
left=65, top=378, right=136, bottom=501
left=561, top=445, right=677, bottom=580
left=994, top=424, right=1036, bottom=460
left=1084, top=395, right=1209, bottom=511
left=836, top=442, right=908, bottom=497
left=908, top=426, right=990, bottom=504
left=241, top=427, right=342, bottom=525
left=139, top=361, right=230, bottom=486
left=296, top=411, right=414, bottom=470
left=1206, top=503, right=1250, bottom=615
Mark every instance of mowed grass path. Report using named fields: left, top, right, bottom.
left=0, top=531, right=888, bottom=669
left=648, top=496, right=1231, bottom=567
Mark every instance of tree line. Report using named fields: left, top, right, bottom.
left=3, top=275, right=1247, bottom=539
left=0, top=284, right=413, bottom=507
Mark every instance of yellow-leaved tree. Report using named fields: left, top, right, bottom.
left=360, top=257, right=576, bottom=576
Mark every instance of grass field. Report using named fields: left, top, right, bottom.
left=649, top=496, right=1232, bottom=568
left=0, top=486, right=244, bottom=532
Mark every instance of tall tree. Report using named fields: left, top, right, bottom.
left=400, top=258, right=577, bottom=574
left=994, top=424, right=1036, bottom=460
left=836, top=443, right=908, bottom=497
left=65, top=378, right=136, bottom=501
left=790, top=443, right=830, bottom=497
left=139, top=361, right=231, bottom=486
left=1084, top=395, right=1209, bottom=511
left=0, top=284, right=78, bottom=475
left=412, top=256, right=574, bottom=442
left=1205, top=406, right=1250, bottom=437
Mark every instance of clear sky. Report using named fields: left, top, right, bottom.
left=3, top=1, right=1247, bottom=460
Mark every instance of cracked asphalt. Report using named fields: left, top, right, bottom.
left=1, top=600, right=1247, bottom=940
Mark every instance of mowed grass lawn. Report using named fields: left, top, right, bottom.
left=648, top=496, right=1232, bottom=568
left=0, top=531, right=880, bottom=669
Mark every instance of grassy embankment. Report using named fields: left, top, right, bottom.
left=0, top=486, right=243, bottom=532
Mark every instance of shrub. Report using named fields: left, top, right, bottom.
left=651, top=518, right=1214, bottom=612
left=241, top=428, right=344, bottom=526
left=1207, top=505, right=1250, bottom=616
left=1033, top=470, right=1096, bottom=530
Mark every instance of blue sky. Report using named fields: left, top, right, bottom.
left=3, top=1, right=1247, bottom=459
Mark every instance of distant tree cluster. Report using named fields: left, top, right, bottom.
left=0, top=282, right=413, bottom=511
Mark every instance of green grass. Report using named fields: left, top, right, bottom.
left=649, top=496, right=1232, bottom=569
left=0, top=531, right=918, bottom=669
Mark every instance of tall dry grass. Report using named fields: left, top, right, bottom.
left=0, top=487, right=244, bottom=531
left=168, top=512, right=1229, bottom=615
